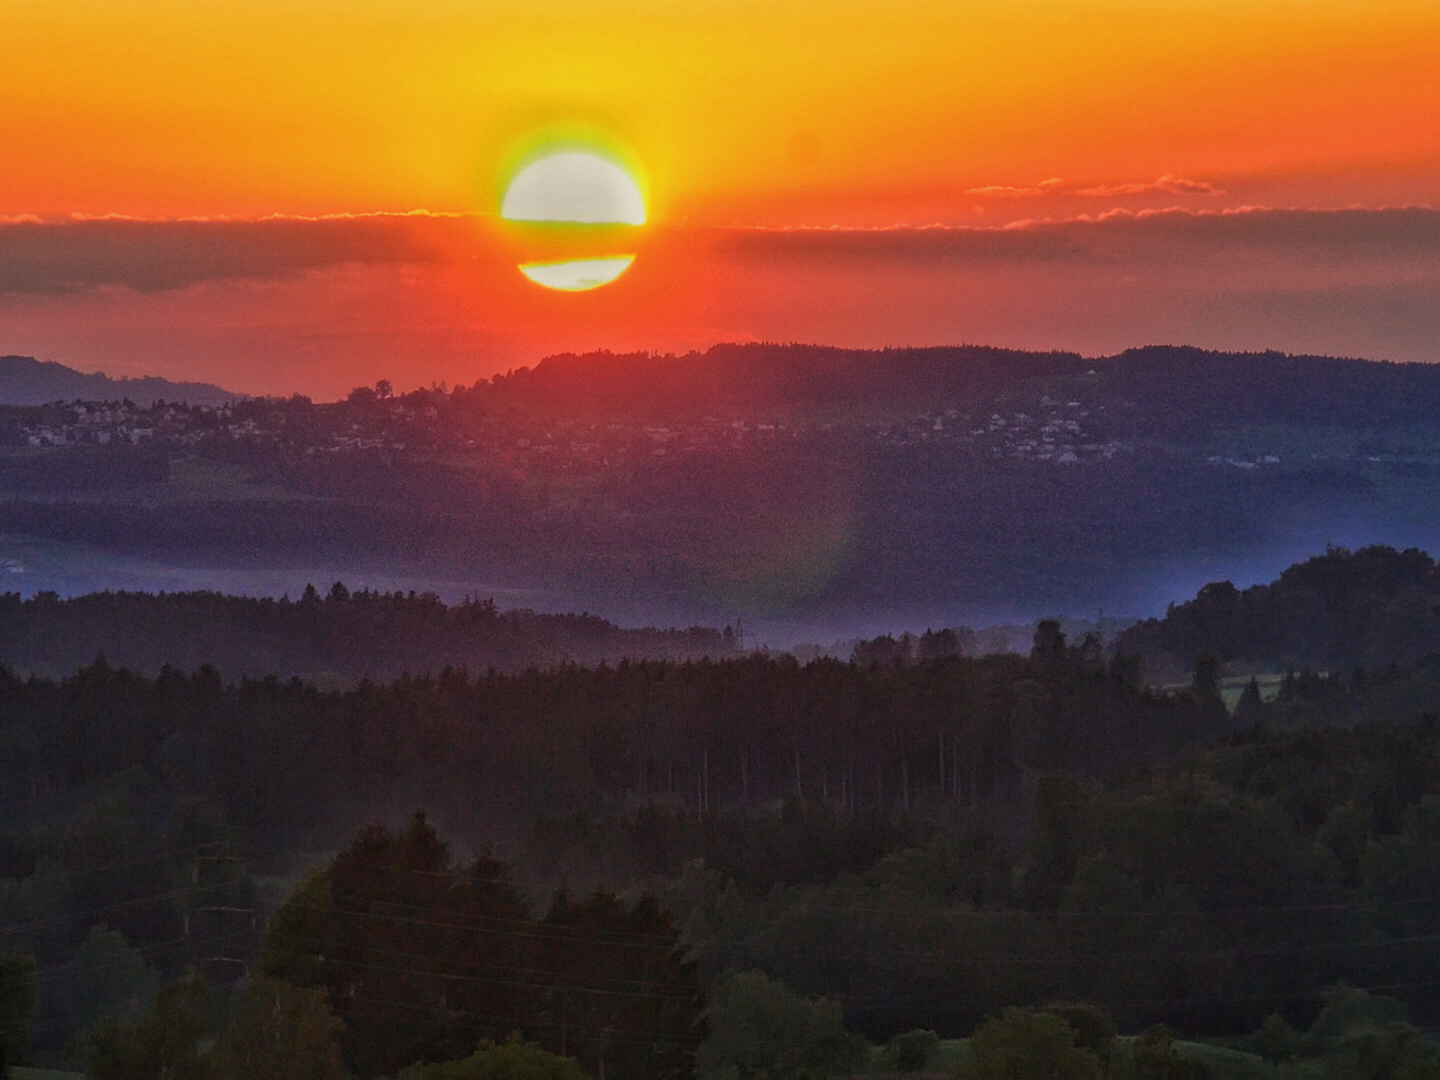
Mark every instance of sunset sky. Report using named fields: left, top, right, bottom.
left=2, top=0, right=1438, bottom=398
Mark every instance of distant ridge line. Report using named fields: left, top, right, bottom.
left=0, top=354, right=241, bottom=407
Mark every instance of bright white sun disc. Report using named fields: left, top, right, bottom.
left=518, top=256, right=636, bottom=292
left=502, top=152, right=646, bottom=225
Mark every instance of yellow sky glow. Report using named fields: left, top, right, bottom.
left=2, top=0, right=1437, bottom=224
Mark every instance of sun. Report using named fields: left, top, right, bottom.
left=518, top=255, right=637, bottom=292
left=502, top=151, right=646, bottom=226
left=501, top=150, right=646, bottom=291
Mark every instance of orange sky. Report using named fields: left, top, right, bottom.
left=1, top=0, right=1438, bottom=396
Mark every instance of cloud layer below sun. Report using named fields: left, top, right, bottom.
left=1, top=206, right=1436, bottom=398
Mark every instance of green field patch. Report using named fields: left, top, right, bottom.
left=165, top=455, right=312, bottom=502
left=1220, top=673, right=1286, bottom=711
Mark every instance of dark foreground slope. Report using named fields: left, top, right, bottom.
left=17, top=631, right=1440, bottom=1056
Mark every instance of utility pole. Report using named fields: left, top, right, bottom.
left=186, top=848, right=255, bottom=986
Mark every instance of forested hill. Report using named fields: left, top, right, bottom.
left=488, top=344, right=1090, bottom=420
left=1116, top=545, right=1440, bottom=671
left=11, top=343, right=1440, bottom=620
left=0, top=588, right=733, bottom=678
left=492, top=342, right=1440, bottom=429
left=0, top=354, right=238, bottom=407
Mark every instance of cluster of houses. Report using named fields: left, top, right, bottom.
left=911, top=397, right=1127, bottom=464
left=487, top=396, right=1133, bottom=471
left=19, top=402, right=165, bottom=447
left=12, top=401, right=417, bottom=455
left=1206, top=454, right=1283, bottom=469
left=12, top=392, right=1135, bottom=469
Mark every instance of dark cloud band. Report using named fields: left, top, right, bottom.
left=0, top=214, right=458, bottom=294
left=717, top=206, right=1440, bottom=265
left=0, top=206, right=1434, bottom=296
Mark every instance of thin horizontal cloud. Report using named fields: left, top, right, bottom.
left=716, top=206, right=1440, bottom=265
left=1076, top=175, right=1222, bottom=197
left=966, top=175, right=1220, bottom=199
left=965, top=185, right=1050, bottom=198
left=966, top=178, right=1066, bottom=198
left=0, top=214, right=467, bottom=294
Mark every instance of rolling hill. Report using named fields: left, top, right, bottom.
left=0, top=354, right=239, bottom=407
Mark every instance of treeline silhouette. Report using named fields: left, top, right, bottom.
left=0, top=587, right=733, bottom=678
left=0, top=638, right=1227, bottom=851
left=1118, top=545, right=1440, bottom=672
left=490, top=343, right=1440, bottom=432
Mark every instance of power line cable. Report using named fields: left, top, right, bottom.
left=270, top=894, right=1440, bottom=975
left=0, top=879, right=243, bottom=941
left=275, top=932, right=701, bottom=1004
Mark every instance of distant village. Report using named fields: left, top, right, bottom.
left=0, top=390, right=1150, bottom=470
left=2, top=378, right=1352, bottom=477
